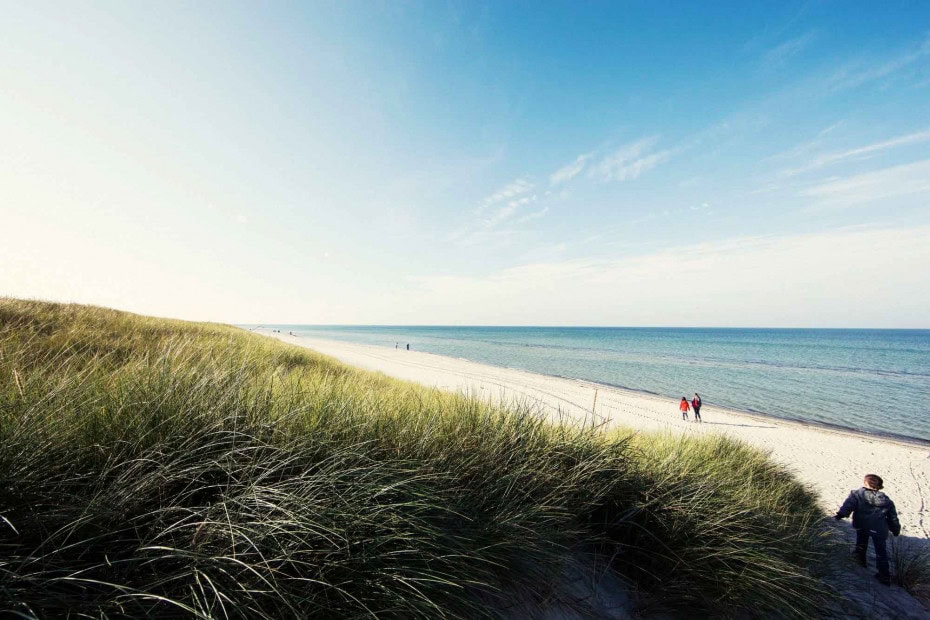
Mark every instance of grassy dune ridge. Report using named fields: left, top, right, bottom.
left=0, top=299, right=832, bottom=617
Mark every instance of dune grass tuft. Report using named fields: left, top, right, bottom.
left=0, top=299, right=833, bottom=617
left=891, top=537, right=930, bottom=602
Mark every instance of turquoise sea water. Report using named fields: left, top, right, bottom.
left=250, top=326, right=930, bottom=443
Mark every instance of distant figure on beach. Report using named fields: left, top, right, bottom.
left=395, top=342, right=398, bottom=349
left=406, top=343, right=410, bottom=351
left=691, top=393, right=702, bottom=422
left=679, top=397, right=690, bottom=421
left=834, top=474, right=900, bottom=586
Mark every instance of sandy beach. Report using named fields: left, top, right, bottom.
left=264, top=331, right=930, bottom=541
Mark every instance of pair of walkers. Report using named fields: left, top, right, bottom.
left=679, top=393, right=702, bottom=422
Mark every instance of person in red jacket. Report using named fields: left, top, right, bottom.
left=691, top=393, right=702, bottom=423
left=679, top=396, right=690, bottom=421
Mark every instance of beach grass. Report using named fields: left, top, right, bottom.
left=0, top=299, right=833, bottom=617
left=891, top=537, right=930, bottom=602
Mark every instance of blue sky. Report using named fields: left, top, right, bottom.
left=2, top=1, right=929, bottom=326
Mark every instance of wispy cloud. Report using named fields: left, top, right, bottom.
left=825, top=36, right=930, bottom=92
left=765, top=121, right=845, bottom=165
left=780, top=129, right=930, bottom=177
left=409, top=227, right=930, bottom=327
left=589, top=137, right=673, bottom=182
left=761, top=32, right=816, bottom=69
left=484, top=193, right=537, bottom=228
left=549, top=153, right=592, bottom=186
left=455, top=177, right=547, bottom=248
left=479, top=178, right=534, bottom=211
left=514, top=206, right=549, bottom=224
left=449, top=178, right=548, bottom=246
left=802, top=159, right=930, bottom=207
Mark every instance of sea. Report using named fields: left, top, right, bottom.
left=252, top=326, right=930, bottom=444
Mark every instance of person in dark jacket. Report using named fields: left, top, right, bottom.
left=835, top=474, right=901, bottom=586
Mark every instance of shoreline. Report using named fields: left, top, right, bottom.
left=528, top=366, right=930, bottom=450
left=566, top=373, right=930, bottom=450
left=253, top=329, right=930, bottom=542
left=252, top=327, right=930, bottom=448
left=416, top=348, right=930, bottom=450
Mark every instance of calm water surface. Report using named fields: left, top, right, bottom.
left=247, top=326, right=930, bottom=443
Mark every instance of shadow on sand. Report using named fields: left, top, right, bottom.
left=821, top=521, right=929, bottom=618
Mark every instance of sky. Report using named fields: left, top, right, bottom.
left=1, top=1, right=929, bottom=327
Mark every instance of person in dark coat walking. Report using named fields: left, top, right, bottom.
left=834, top=474, right=901, bottom=585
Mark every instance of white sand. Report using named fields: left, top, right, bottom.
left=262, top=331, right=929, bottom=540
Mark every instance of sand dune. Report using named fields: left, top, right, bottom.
left=266, top=331, right=929, bottom=541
